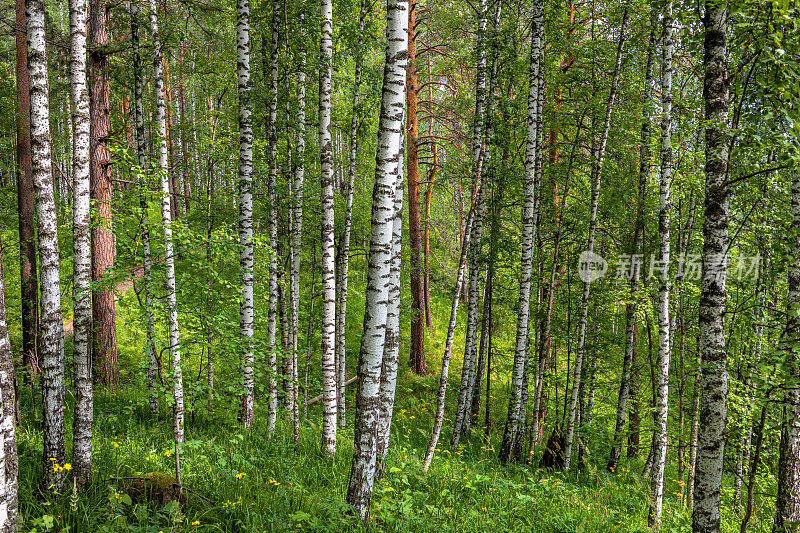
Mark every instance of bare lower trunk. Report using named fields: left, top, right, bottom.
left=0, top=242, right=19, bottom=531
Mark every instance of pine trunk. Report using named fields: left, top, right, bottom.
left=15, top=0, right=39, bottom=384
left=89, top=0, right=119, bottom=386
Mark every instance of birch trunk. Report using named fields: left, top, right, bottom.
left=0, top=242, right=18, bottom=532
left=564, top=9, right=628, bottom=472
left=608, top=12, right=656, bottom=474
left=70, top=0, right=94, bottom=485
left=319, top=0, right=338, bottom=456
left=288, top=23, right=307, bottom=431
left=692, top=4, right=730, bottom=530
left=452, top=0, right=490, bottom=446
left=498, top=0, right=544, bottom=463
left=264, top=0, right=281, bottom=437
left=376, top=140, right=404, bottom=475
left=234, top=0, right=255, bottom=430
left=773, top=167, right=800, bottom=531
left=149, top=0, right=184, bottom=485
left=131, top=0, right=159, bottom=416
left=27, top=0, right=66, bottom=492
left=649, top=4, right=673, bottom=526
left=336, top=0, right=367, bottom=428
left=687, top=349, right=702, bottom=509
left=346, top=0, right=408, bottom=516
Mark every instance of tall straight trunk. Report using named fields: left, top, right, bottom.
left=564, top=9, right=628, bottom=472
left=288, top=21, right=307, bottom=432
left=608, top=12, right=656, bottom=473
left=649, top=4, right=674, bottom=527
left=204, top=94, right=217, bottom=414
left=319, top=0, right=338, bottom=456
left=263, top=0, right=280, bottom=437
left=235, top=0, right=255, bottom=430
left=177, top=49, right=190, bottom=213
left=692, top=4, right=730, bottom=531
left=497, top=0, right=544, bottom=465
left=69, top=0, right=93, bottom=485
left=89, top=0, right=119, bottom=386
left=451, top=0, right=490, bottom=446
left=773, top=167, right=800, bottom=531
left=149, top=0, right=184, bottom=486
left=336, top=0, right=367, bottom=428
left=132, top=0, right=158, bottom=415
left=346, top=0, right=408, bottom=516
left=741, top=402, right=767, bottom=533
left=687, top=348, right=702, bottom=509
left=15, top=0, right=39, bottom=383
left=0, top=242, right=19, bottom=532
left=376, top=140, right=404, bottom=475
left=406, top=0, right=426, bottom=376
left=27, top=0, right=66, bottom=492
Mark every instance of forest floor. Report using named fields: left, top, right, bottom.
left=15, top=375, right=773, bottom=532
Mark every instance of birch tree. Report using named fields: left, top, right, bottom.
left=149, top=0, right=185, bottom=485
left=649, top=3, right=673, bottom=526
left=607, top=11, right=656, bottom=474
left=346, top=0, right=408, bottom=516
left=70, top=0, right=94, bottom=485
left=498, top=0, right=544, bottom=463
left=235, top=0, right=255, bottom=430
left=0, top=242, right=18, bottom=532
left=27, top=0, right=66, bottom=492
left=452, top=0, right=489, bottom=447
left=692, top=3, right=730, bottom=530
left=319, top=0, right=338, bottom=456
left=563, top=8, right=628, bottom=472
left=773, top=171, right=800, bottom=531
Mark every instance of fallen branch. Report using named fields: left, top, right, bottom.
left=305, top=376, right=357, bottom=406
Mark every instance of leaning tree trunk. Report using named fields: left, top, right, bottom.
left=70, top=0, right=94, bottom=486
left=27, top=0, right=66, bottom=493
left=452, top=0, right=489, bottom=447
left=649, top=4, right=673, bottom=527
left=0, top=242, right=19, bottom=532
left=131, top=0, right=159, bottom=416
left=264, top=0, right=280, bottom=437
left=563, top=8, right=628, bottom=472
left=773, top=158, right=800, bottom=532
left=89, top=0, right=119, bottom=386
left=692, top=4, right=730, bottom=531
left=234, top=0, right=255, bottom=431
left=149, top=0, right=184, bottom=487
left=15, top=0, right=39, bottom=385
left=319, top=0, right=338, bottom=456
left=346, top=0, right=408, bottom=518
left=607, top=11, right=656, bottom=474
left=335, top=0, right=367, bottom=429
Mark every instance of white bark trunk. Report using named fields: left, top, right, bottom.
left=27, top=0, right=67, bottom=493
left=319, top=0, right=338, bottom=456
left=70, top=0, right=93, bottom=485
left=0, top=244, right=18, bottom=531
left=346, top=0, right=408, bottom=517
left=692, top=4, right=730, bottom=531
left=649, top=4, right=673, bottom=527
left=235, top=0, right=255, bottom=430
left=149, top=0, right=184, bottom=485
